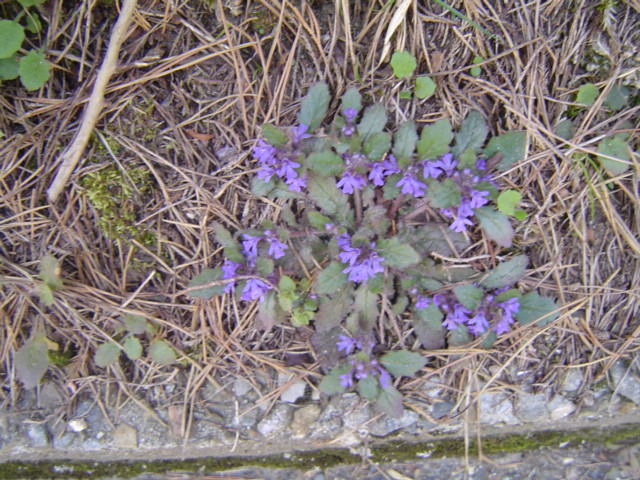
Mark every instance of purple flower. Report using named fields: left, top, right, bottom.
left=378, top=368, right=392, bottom=389
left=396, top=172, right=426, bottom=197
left=221, top=260, right=241, bottom=293
left=476, top=158, right=486, bottom=170
left=337, top=335, right=357, bottom=355
left=343, top=249, right=385, bottom=283
left=338, top=241, right=361, bottom=267
left=354, top=363, right=368, bottom=380
left=343, top=107, right=358, bottom=122
left=240, top=278, right=272, bottom=302
left=339, top=370, right=354, bottom=388
left=253, top=140, right=277, bottom=165
left=341, top=125, right=356, bottom=136
left=264, top=231, right=288, bottom=259
left=443, top=304, right=471, bottom=330
left=337, top=169, right=367, bottom=194
left=415, top=296, right=431, bottom=310
left=285, top=174, right=307, bottom=192
left=368, top=155, right=401, bottom=186
left=422, top=160, right=443, bottom=179
left=242, top=234, right=262, bottom=257
left=468, top=311, right=489, bottom=336
left=469, top=189, right=490, bottom=208
left=450, top=214, right=474, bottom=233
left=275, top=158, right=300, bottom=180
left=439, top=153, right=458, bottom=176
left=457, top=199, right=474, bottom=218
left=292, top=124, right=310, bottom=145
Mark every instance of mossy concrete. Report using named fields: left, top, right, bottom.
left=2, top=422, right=640, bottom=479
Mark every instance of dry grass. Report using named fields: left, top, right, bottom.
left=1, top=0, right=639, bottom=443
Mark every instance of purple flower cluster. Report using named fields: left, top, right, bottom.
left=416, top=288, right=521, bottom=336
left=337, top=233, right=385, bottom=283
left=242, top=230, right=288, bottom=260
left=253, top=125, right=309, bottom=192
left=336, top=152, right=369, bottom=194
left=341, top=108, right=358, bottom=136
left=221, top=259, right=273, bottom=302
left=336, top=335, right=392, bottom=389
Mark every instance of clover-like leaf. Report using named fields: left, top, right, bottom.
left=39, top=254, right=63, bottom=290
left=123, top=335, right=142, bottom=360
left=187, top=268, right=225, bottom=299
left=376, top=237, right=420, bottom=268
left=451, top=111, right=488, bottom=159
left=0, top=20, right=25, bottom=59
left=392, top=121, right=418, bottom=159
left=298, top=82, right=330, bottom=131
left=380, top=350, right=426, bottom=378
left=123, top=314, right=148, bottom=335
left=417, top=119, right=453, bottom=160
left=480, top=255, right=528, bottom=289
left=604, top=84, right=629, bottom=111
left=306, top=151, right=344, bottom=177
left=470, top=55, right=483, bottom=77
left=149, top=340, right=177, bottom=365
left=415, top=76, right=436, bottom=99
left=0, top=55, right=19, bottom=80
left=516, top=291, right=560, bottom=326
left=15, top=334, right=50, bottom=389
left=497, top=190, right=522, bottom=217
left=453, top=284, right=484, bottom=310
left=483, top=131, right=527, bottom=170
left=390, top=50, right=417, bottom=79
left=19, top=50, right=50, bottom=91
left=316, top=261, right=348, bottom=295
left=597, top=136, right=631, bottom=176
left=94, top=342, right=121, bottom=368
left=576, top=83, right=598, bottom=106
left=474, top=207, right=514, bottom=248
left=376, top=385, right=404, bottom=419
left=555, top=119, right=574, bottom=141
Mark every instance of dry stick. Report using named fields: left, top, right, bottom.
left=47, top=0, right=138, bottom=202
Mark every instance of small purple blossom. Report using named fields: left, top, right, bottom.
left=469, top=189, right=490, bottom=208
left=264, top=230, right=288, bottom=259
left=415, top=296, right=431, bottom=310
left=468, top=311, right=489, bottom=336
left=240, top=277, right=272, bottom=302
left=422, top=159, right=443, bottom=179
left=343, top=107, right=358, bottom=122
left=221, top=260, right=241, bottom=293
left=242, top=234, right=261, bottom=257
left=339, top=371, right=354, bottom=388
left=285, top=174, right=307, bottom=192
left=439, top=153, right=458, bottom=176
left=337, top=169, right=367, bottom=194
left=368, top=155, right=401, bottom=186
left=396, top=172, right=427, bottom=197
left=450, top=214, right=474, bottom=233
left=292, top=124, right=310, bottom=145
left=378, top=368, right=392, bottom=389
left=337, top=335, right=357, bottom=355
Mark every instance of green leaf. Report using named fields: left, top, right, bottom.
left=307, top=210, right=332, bottom=230
left=399, top=90, right=412, bottom=100
left=17, top=0, right=46, bottom=6
left=470, top=55, right=483, bottom=77
left=415, top=76, right=436, bottom=99
left=257, top=290, right=286, bottom=329
left=597, top=136, right=631, bottom=176
left=426, top=178, right=461, bottom=208
left=516, top=291, right=560, bottom=326
left=307, top=174, right=348, bottom=216
left=380, top=350, right=426, bottom=377
left=576, top=83, right=598, bottom=106
left=15, top=334, right=49, bottom=388
left=319, top=365, right=350, bottom=395
left=299, top=82, right=330, bottom=131
left=306, top=151, right=344, bottom=177
left=94, top=342, right=121, bottom=368
left=149, top=340, right=177, bottom=365
left=604, top=84, right=629, bottom=111
left=497, top=190, right=522, bottom=216
left=256, top=257, right=274, bottom=277
left=555, top=119, right=574, bottom=140
left=390, top=50, right=417, bottom=79
left=212, top=222, right=239, bottom=250
left=251, top=176, right=276, bottom=197
left=123, top=314, right=148, bottom=335
left=376, top=386, right=404, bottom=419
left=316, top=261, right=348, bottom=295
left=315, top=289, right=353, bottom=331
left=123, top=335, right=142, bottom=360
left=25, top=13, right=42, bottom=34
left=358, top=376, right=379, bottom=401
left=224, top=247, right=244, bottom=264
left=0, top=55, right=19, bottom=80
left=187, top=268, right=225, bottom=299
left=376, top=237, right=420, bottom=268
left=453, top=284, right=484, bottom=309
left=19, top=50, right=50, bottom=90
left=261, top=123, right=288, bottom=147
left=0, top=20, right=25, bottom=59
left=363, top=132, right=392, bottom=161
left=480, top=255, right=528, bottom=289
left=474, top=207, right=513, bottom=247
left=341, top=87, right=362, bottom=113
left=414, top=314, right=445, bottom=350
left=291, top=308, right=314, bottom=327
left=448, top=324, right=472, bottom=346
left=353, top=284, right=379, bottom=331
left=417, top=119, right=453, bottom=160
left=392, top=121, right=418, bottom=159
left=451, top=111, right=488, bottom=159
left=39, top=254, right=63, bottom=290
left=483, top=131, right=527, bottom=170
left=37, top=284, right=54, bottom=306
left=357, top=104, right=387, bottom=142
left=278, top=275, right=296, bottom=293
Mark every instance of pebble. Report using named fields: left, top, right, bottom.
left=290, top=404, right=321, bottom=437
left=257, top=404, right=292, bottom=437
left=112, top=424, right=138, bottom=449
left=610, top=361, right=640, bottom=405
left=369, top=410, right=419, bottom=437
left=68, top=418, right=87, bottom=433
left=477, top=392, right=519, bottom=425
left=280, top=380, right=307, bottom=403
left=514, top=393, right=550, bottom=423
left=26, top=423, right=49, bottom=447
left=548, top=395, right=576, bottom=421
left=233, top=378, right=253, bottom=397
left=561, top=369, right=583, bottom=393
left=53, top=432, right=75, bottom=449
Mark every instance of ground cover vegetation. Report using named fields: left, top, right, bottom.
left=1, top=0, right=639, bottom=433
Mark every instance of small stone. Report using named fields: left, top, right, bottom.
left=38, top=383, right=63, bottom=409
left=514, top=393, right=549, bottom=423
left=477, top=392, right=519, bottom=425
left=343, top=403, right=373, bottom=430
left=280, top=380, right=307, bottom=403
left=53, top=432, right=75, bottom=449
left=291, top=404, right=321, bottom=438
left=610, top=361, right=640, bottom=405
left=431, top=399, right=457, bottom=419
left=233, top=378, right=253, bottom=397
left=561, top=370, right=583, bottom=393
left=421, top=376, right=444, bottom=398
left=230, top=405, right=260, bottom=428
left=27, top=423, right=49, bottom=447
left=548, top=395, right=576, bottom=421
left=68, top=418, right=87, bottom=433
left=112, top=423, right=138, bottom=449
left=369, top=410, right=419, bottom=437
left=257, top=404, right=292, bottom=437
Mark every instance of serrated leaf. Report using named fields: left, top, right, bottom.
left=363, top=132, right=392, bottom=161
left=39, top=254, right=63, bottom=290
left=187, top=268, right=225, bottom=299
left=256, top=289, right=286, bottom=330
left=415, top=76, right=436, bottom=99
left=480, top=255, right=528, bottom=289
left=354, top=284, right=378, bottom=331
left=357, top=104, right=387, bottom=142
left=307, top=211, right=332, bottom=230
left=597, top=136, right=631, bottom=176
left=299, top=82, right=330, bottom=131
left=0, top=20, right=25, bottom=59
left=484, top=131, right=527, bottom=170
left=451, top=111, right=488, bottom=159
left=0, top=55, right=19, bottom=80
left=376, top=386, right=404, bottom=419
left=392, top=121, right=418, bottom=159
left=390, top=50, right=417, bottom=79
left=474, top=207, right=514, bottom=247
left=319, top=365, right=350, bottom=395
left=315, top=261, right=348, bottom=295
left=358, top=376, right=379, bottom=401
left=380, top=350, right=426, bottom=377
left=308, top=174, right=349, bottom=216
left=261, top=123, right=288, bottom=147
left=398, top=223, right=470, bottom=257
left=341, top=87, right=362, bottom=113
left=604, top=84, right=629, bottom=111
left=94, top=342, right=121, bottom=368
left=123, top=314, right=147, bottom=334
left=426, top=178, right=461, bottom=208
left=453, top=284, right=484, bottom=309
left=516, top=291, right=560, bottom=326
left=376, top=237, right=420, bottom=268
left=448, top=324, right=472, bottom=346
left=414, top=317, right=445, bottom=350
left=278, top=275, right=296, bottom=293
left=497, top=190, right=522, bottom=216
left=417, top=119, right=453, bottom=160
left=306, top=151, right=344, bottom=177
left=315, top=289, right=353, bottom=331
left=149, top=340, right=177, bottom=365
left=19, top=50, right=50, bottom=90
left=555, top=119, right=574, bottom=140
left=251, top=176, right=276, bottom=197
left=15, top=334, right=49, bottom=389
left=123, top=336, right=142, bottom=360
left=576, top=83, right=598, bottom=106
left=212, top=222, right=238, bottom=249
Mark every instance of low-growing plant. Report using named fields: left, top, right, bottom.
left=390, top=50, right=436, bottom=100
left=188, top=83, right=560, bottom=417
left=0, top=0, right=50, bottom=90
